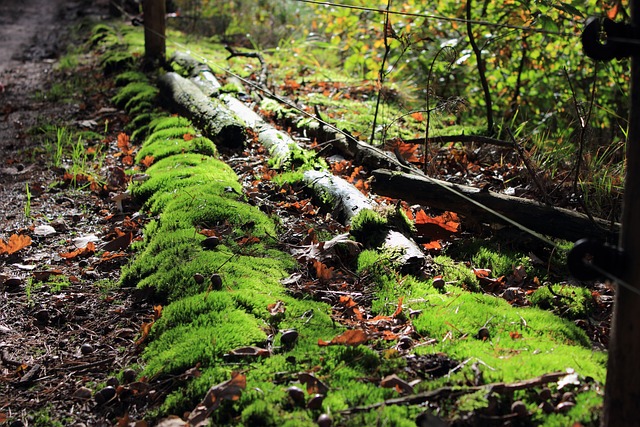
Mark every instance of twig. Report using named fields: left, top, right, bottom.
left=466, top=0, right=494, bottom=134
left=404, top=134, right=514, bottom=148
left=564, top=66, right=599, bottom=225
left=225, top=46, right=268, bottom=87
left=505, top=127, right=549, bottom=204
left=340, top=371, right=568, bottom=415
left=370, top=0, right=394, bottom=146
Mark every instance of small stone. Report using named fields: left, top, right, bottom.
left=432, top=277, right=445, bottom=290
left=94, top=386, right=117, bottom=405
left=202, top=236, right=220, bottom=249
left=210, top=273, right=223, bottom=290
left=193, top=273, right=205, bottom=284
left=539, top=401, right=554, bottom=414
left=280, top=329, right=299, bottom=348
left=34, top=309, right=50, bottom=323
left=409, top=309, right=422, bottom=319
left=4, top=277, right=23, bottom=290
left=561, top=391, right=575, bottom=402
left=122, top=368, right=137, bottom=383
left=80, top=343, right=94, bottom=355
left=397, top=336, right=413, bottom=350
left=287, top=386, right=305, bottom=406
left=317, top=413, right=332, bottom=427
left=106, top=377, right=119, bottom=388
left=556, top=401, right=576, bottom=413
left=307, top=394, right=325, bottom=410
left=72, top=386, right=92, bottom=400
left=511, top=400, right=527, bottom=417
left=538, top=387, right=552, bottom=401
left=477, top=327, right=490, bottom=340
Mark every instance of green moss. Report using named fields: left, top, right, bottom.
left=433, top=255, right=480, bottom=291
left=471, top=246, right=532, bottom=277
left=112, top=82, right=158, bottom=111
left=529, top=283, right=595, bottom=319
left=350, top=208, right=388, bottom=246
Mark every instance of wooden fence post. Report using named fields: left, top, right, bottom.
left=143, top=0, right=166, bottom=64
left=602, top=1, right=640, bottom=425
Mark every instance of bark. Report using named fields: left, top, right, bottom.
left=157, top=72, right=246, bottom=149
left=371, top=168, right=619, bottom=243
left=170, top=51, right=222, bottom=96
left=303, top=169, right=426, bottom=272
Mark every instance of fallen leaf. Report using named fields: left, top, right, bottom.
left=298, top=372, right=329, bottom=395
left=267, top=300, right=286, bottom=317
left=380, top=374, right=414, bottom=394
left=0, top=234, right=32, bottom=255
left=186, top=372, right=246, bottom=426
left=318, top=329, right=368, bottom=347
left=60, top=242, right=96, bottom=259
left=101, top=231, right=132, bottom=252
left=227, top=346, right=271, bottom=358
left=140, top=155, right=155, bottom=168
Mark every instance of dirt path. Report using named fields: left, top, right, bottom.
left=0, top=0, right=71, bottom=92
left=0, top=2, right=150, bottom=426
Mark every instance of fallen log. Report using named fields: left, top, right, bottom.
left=303, top=169, right=426, bottom=272
left=371, top=168, right=619, bottom=243
left=157, top=72, right=245, bottom=149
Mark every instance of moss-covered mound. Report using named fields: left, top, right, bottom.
left=99, top=21, right=606, bottom=426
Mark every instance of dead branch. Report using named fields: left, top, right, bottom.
left=340, top=371, right=568, bottom=415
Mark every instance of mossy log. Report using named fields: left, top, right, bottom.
left=157, top=72, right=245, bottom=149
left=221, top=94, right=294, bottom=166
left=303, top=169, right=426, bottom=272
left=372, top=168, right=619, bottom=243
left=170, top=51, right=221, bottom=96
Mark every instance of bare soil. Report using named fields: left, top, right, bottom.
left=1, top=1, right=150, bottom=425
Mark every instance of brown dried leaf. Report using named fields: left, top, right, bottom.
left=0, top=234, right=32, bottom=255
left=59, top=242, right=96, bottom=259
left=318, top=329, right=368, bottom=347
left=186, top=372, right=246, bottom=426
left=298, top=372, right=329, bottom=395
left=380, top=374, right=414, bottom=394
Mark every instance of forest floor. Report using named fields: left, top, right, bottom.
left=0, top=0, right=616, bottom=426
left=0, top=1, right=151, bottom=426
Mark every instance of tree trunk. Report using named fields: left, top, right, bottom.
left=143, top=0, right=166, bottom=64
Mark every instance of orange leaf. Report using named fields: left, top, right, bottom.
left=59, top=242, right=96, bottom=259
left=117, top=132, right=130, bottom=152
left=509, top=331, right=523, bottom=340
left=0, top=234, right=32, bottom=255
left=391, top=296, right=404, bottom=318
left=135, top=321, right=154, bottom=346
left=318, top=329, right=368, bottom=347
left=140, top=155, right=155, bottom=168
left=183, top=133, right=195, bottom=141
left=153, top=305, right=163, bottom=320
left=410, top=112, right=424, bottom=122
left=313, top=260, right=334, bottom=280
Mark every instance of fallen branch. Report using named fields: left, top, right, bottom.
left=340, top=371, right=568, bottom=415
left=157, top=72, right=246, bottom=149
left=371, top=168, right=619, bottom=243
